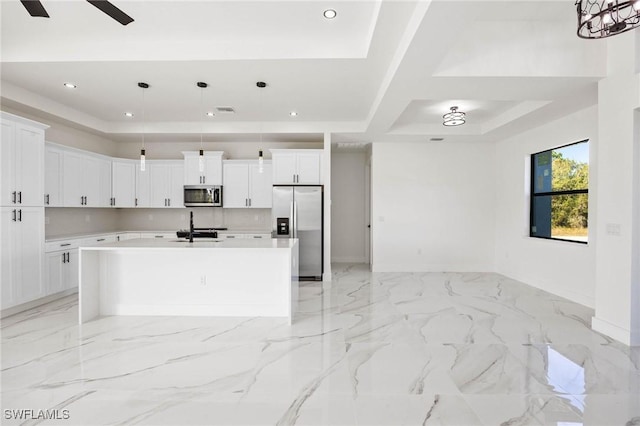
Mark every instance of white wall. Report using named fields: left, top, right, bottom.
left=494, top=106, right=598, bottom=308
left=371, top=141, right=495, bottom=272
left=331, top=151, right=367, bottom=263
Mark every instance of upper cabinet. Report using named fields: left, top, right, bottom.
left=183, top=151, right=223, bottom=185
left=222, top=160, right=272, bottom=208
left=270, top=149, right=323, bottom=184
left=111, top=160, right=136, bottom=208
left=62, top=150, right=111, bottom=208
left=1, top=112, right=48, bottom=207
left=149, top=161, right=184, bottom=208
left=44, top=145, right=63, bottom=207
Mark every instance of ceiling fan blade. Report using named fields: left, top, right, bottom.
left=86, top=0, right=134, bottom=25
left=20, top=0, right=50, bottom=18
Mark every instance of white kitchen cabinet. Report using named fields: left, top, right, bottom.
left=183, top=151, right=224, bottom=185
left=136, top=166, right=151, bottom=207
left=62, top=150, right=112, bottom=207
left=45, top=145, right=63, bottom=206
left=270, top=149, right=322, bottom=184
left=150, top=161, right=184, bottom=208
left=1, top=112, right=47, bottom=207
left=45, top=240, right=79, bottom=296
left=222, top=160, right=272, bottom=208
left=1, top=207, right=45, bottom=310
left=111, top=160, right=136, bottom=207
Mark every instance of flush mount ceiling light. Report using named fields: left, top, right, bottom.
left=443, top=106, right=466, bottom=126
left=124, top=112, right=134, bottom=118
left=289, top=111, right=298, bottom=117
left=63, top=82, right=77, bottom=89
left=206, top=111, right=215, bottom=117
left=323, top=9, right=337, bottom=19
left=576, top=0, right=640, bottom=39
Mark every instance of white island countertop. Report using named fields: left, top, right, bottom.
left=81, top=237, right=296, bottom=250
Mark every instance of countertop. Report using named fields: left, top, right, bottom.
left=80, top=237, right=297, bottom=250
left=45, top=229, right=272, bottom=242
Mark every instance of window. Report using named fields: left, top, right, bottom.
left=530, top=140, right=589, bottom=243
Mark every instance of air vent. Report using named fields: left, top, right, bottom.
left=337, top=142, right=367, bottom=149
left=216, top=107, right=235, bottom=114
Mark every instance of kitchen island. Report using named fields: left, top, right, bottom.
left=79, top=238, right=298, bottom=324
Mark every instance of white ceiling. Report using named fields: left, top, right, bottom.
left=0, top=0, right=611, bottom=144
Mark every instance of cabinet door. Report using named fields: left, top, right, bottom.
left=112, top=161, right=136, bottom=207
left=15, top=124, right=44, bottom=206
left=169, top=163, right=184, bottom=208
left=249, top=163, right=272, bottom=208
left=136, top=167, right=151, bottom=207
left=15, top=207, right=44, bottom=303
left=63, top=151, right=84, bottom=207
left=223, top=163, right=249, bottom=208
left=64, top=249, right=79, bottom=291
left=45, top=147, right=63, bottom=206
left=149, top=164, right=169, bottom=207
left=45, top=251, right=64, bottom=295
left=296, top=152, right=321, bottom=184
left=1, top=208, right=16, bottom=309
left=96, top=158, right=112, bottom=207
left=204, top=155, right=222, bottom=185
left=183, top=155, right=202, bottom=185
left=1, top=121, right=16, bottom=206
left=272, top=152, right=297, bottom=184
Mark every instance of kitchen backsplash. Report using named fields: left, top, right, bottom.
left=45, top=208, right=272, bottom=238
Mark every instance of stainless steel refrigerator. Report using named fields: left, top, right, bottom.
left=272, top=185, right=323, bottom=280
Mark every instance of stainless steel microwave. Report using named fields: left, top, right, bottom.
left=183, top=185, right=222, bottom=207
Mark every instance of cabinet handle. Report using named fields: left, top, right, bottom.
left=253, top=235, right=262, bottom=239
left=18, top=192, right=22, bottom=203
left=62, top=253, right=66, bottom=264
left=168, top=199, right=171, bottom=207
left=60, top=243, right=71, bottom=247
left=11, top=191, right=16, bottom=204
left=18, top=209, right=22, bottom=222
left=227, top=235, right=235, bottom=239
left=135, top=198, right=138, bottom=207
left=66, top=252, right=70, bottom=263
left=155, top=235, right=163, bottom=238
left=113, top=197, right=116, bottom=206
left=45, top=194, right=50, bottom=205
left=203, top=176, right=206, bottom=184
left=97, top=238, right=106, bottom=242
left=249, top=198, right=251, bottom=207
left=12, top=209, right=16, bottom=222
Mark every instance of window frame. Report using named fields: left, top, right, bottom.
left=529, top=139, right=589, bottom=245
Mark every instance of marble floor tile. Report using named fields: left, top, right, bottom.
left=2, top=264, right=639, bottom=425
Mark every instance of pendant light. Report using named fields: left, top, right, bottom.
left=257, top=81, right=267, bottom=173
left=197, top=82, right=208, bottom=173
left=138, top=82, right=149, bottom=171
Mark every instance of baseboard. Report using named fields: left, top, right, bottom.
left=1, top=289, right=77, bottom=319
left=592, top=316, right=633, bottom=345
left=331, top=257, right=366, bottom=263
left=371, top=263, right=493, bottom=273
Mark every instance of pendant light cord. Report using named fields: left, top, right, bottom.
left=141, top=85, right=145, bottom=150
left=200, top=86, right=204, bottom=150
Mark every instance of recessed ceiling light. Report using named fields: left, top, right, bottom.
left=63, top=82, right=77, bottom=89
left=323, top=9, right=337, bottom=19
left=124, top=112, right=134, bottom=118
left=289, top=111, right=298, bottom=117
left=206, top=112, right=215, bottom=117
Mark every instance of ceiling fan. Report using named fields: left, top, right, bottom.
left=20, top=0, right=134, bottom=26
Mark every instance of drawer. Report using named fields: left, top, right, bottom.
left=80, top=235, right=117, bottom=246
left=45, top=239, right=80, bottom=252
left=140, top=232, right=176, bottom=239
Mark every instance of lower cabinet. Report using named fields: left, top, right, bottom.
left=1, top=207, right=45, bottom=310
left=45, top=248, right=79, bottom=294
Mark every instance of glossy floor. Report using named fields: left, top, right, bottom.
left=1, top=265, right=639, bottom=425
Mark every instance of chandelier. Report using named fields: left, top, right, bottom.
left=443, top=106, right=465, bottom=126
left=575, top=0, right=640, bottom=39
